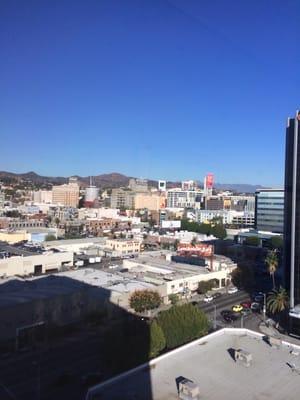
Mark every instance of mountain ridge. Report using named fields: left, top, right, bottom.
left=0, top=171, right=269, bottom=193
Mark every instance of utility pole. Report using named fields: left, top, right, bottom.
left=241, top=313, right=244, bottom=329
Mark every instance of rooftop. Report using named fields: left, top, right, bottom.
left=87, top=328, right=300, bottom=400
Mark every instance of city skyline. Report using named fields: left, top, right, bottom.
left=2, top=1, right=299, bottom=185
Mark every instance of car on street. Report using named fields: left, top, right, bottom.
left=204, top=294, right=214, bottom=303
left=222, top=314, right=233, bottom=323
left=232, top=304, right=243, bottom=313
left=251, top=302, right=262, bottom=312
left=228, top=287, right=238, bottom=294
left=240, top=301, right=251, bottom=309
left=252, top=292, right=264, bottom=302
left=212, top=292, right=222, bottom=299
left=241, top=308, right=251, bottom=316
left=221, top=309, right=239, bottom=321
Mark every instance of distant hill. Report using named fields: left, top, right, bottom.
left=0, top=170, right=266, bottom=193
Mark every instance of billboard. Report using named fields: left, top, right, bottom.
left=161, top=220, right=181, bottom=229
left=205, top=173, right=214, bottom=189
left=177, top=243, right=213, bottom=257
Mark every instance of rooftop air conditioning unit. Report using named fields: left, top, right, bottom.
left=178, top=378, right=200, bottom=400
left=235, top=349, right=252, bottom=367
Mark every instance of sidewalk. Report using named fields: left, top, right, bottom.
left=258, top=320, right=300, bottom=346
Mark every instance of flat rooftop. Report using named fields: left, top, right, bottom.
left=0, top=268, right=155, bottom=307
left=87, top=328, right=300, bottom=400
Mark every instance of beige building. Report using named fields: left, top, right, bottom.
left=105, top=238, right=142, bottom=256
left=33, top=190, right=53, bottom=204
left=0, top=230, right=30, bottom=244
left=110, top=189, right=135, bottom=209
left=52, top=182, right=79, bottom=207
left=0, top=251, right=74, bottom=277
left=135, top=193, right=166, bottom=211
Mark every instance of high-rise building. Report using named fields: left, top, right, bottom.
left=284, top=110, right=300, bottom=328
left=255, top=189, right=284, bottom=233
left=52, top=179, right=80, bottom=208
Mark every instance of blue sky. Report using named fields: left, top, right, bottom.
left=1, top=0, right=299, bottom=185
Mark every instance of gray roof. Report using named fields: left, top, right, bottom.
left=87, top=328, right=300, bottom=400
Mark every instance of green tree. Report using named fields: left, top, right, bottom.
left=231, top=264, right=255, bottom=290
left=244, top=236, right=260, bottom=247
left=149, top=320, right=166, bottom=358
left=267, top=287, right=289, bottom=314
left=157, top=304, right=209, bottom=349
left=265, top=250, right=279, bottom=289
left=197, top=279, right=217, bottom=294
left=168, top=293, right=179, bottom=305
left=129, top=290, right=162, bottom=313
left=44, top=234, right=56, bottom=241
left=270, top=236, right=283, bottom=250
left=211, top=224, right=227, bottom=240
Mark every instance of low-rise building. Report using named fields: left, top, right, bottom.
left=105, top=238, right=142, bottom=256
left=0, top=243, right=73, bottom=277
left=123, top=253, right=236, bottom=303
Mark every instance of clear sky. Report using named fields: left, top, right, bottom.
left=1, top=0, right=299, bottom=185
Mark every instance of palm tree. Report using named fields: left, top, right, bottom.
left=267, top=287, right=289, bottom=314
left=265, top=250, right=278, bottom=289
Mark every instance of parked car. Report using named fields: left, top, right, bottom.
left=241, top=308, right=251, bottom=316
left=222, top=314, right=233, bottom=323
left=232, top=304, right=243, bottom=313
left=240, top=301, right=251, bottom=309
left=204, top=295, right=214, bottom=303
left=221, top=310, right=239, bottom=321
left=254, top=294, right=265, bottom=303
left=251, top=302, right=262, bottom=312
left=212, top=292, right=222, bottom=299
left=228, top=287, right=238, bottom=294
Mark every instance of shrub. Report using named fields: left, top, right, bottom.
left=129, top=290, right=162, bottom=313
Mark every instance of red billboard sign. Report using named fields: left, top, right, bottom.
left=205, top=173, right=214, bottom=189
left=177, top=243, right=213, bottom=257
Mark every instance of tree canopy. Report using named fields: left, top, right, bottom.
left=129, top=290, right=161, bottom=313
left=267, top=287, right=289, bottom=314
left=157, top=304, right=209, bottom=349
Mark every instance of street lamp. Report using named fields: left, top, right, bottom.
left=263, top=293, right=267, bottom=323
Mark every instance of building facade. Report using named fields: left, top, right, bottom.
left=284, top=110, right=300, bottom=328
left=110, top=189, right=135, bottom=209
left=52, top=182, right=79, bottom=208
left=167, top=189, right=202, bottom=209
left=255, top=189, right=284, bottom=233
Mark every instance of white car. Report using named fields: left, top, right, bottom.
left=204, top=295, right=214, bottom=303
left=228, top=287, right=238, bottom=294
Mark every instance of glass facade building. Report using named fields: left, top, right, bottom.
left=284, top=110, right=300, bottom=326
left=255, top=189, right=284, bottom=233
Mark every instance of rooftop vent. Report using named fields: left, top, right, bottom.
left=235, top=349, right=252, bottom=367
left=178, top=378, right=200, bottom=400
